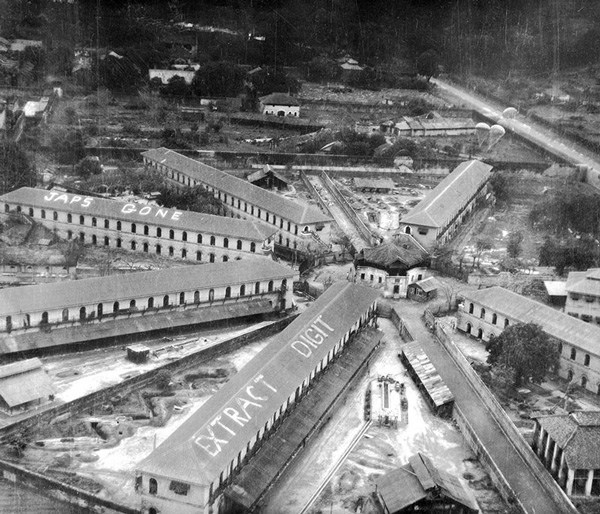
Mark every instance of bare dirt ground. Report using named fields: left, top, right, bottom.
left=264, top=317, right=507, bottom=514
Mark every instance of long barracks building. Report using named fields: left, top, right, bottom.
left=0, top=259, right=296, bottom=356
left=142, top=148, right=333, bottom=253
left=0, top=188, right=277, bottom=262
left=136, top=282, right=380, bottom=514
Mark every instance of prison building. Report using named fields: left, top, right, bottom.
left=457, top=286, right=600, bottom=395
left=398, top=160, right=492, bottom=250
left=0, top=188, right=277, bottom=263
left=141, top=148, right=333, bottom=253
left=532, top=411, right=600, bottom=497
left=400, top=341, right=454, bottom=418
left=0, top=358, right=56, bottom=415
left=135, top=282, right=381, bottom=514
left=0, top=259, right=296, bottom=356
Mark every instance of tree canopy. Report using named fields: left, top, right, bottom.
left=486, top=322, right=559, bottom=386
left=0, top=142, right=36, bottom=194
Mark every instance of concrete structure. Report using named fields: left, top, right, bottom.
left=353, top=233, right=430, bottom=298
left=399, top=160, right=492, bottom=249
left=400, top=341, right=454, bottom=418
left=259, top=93, right=300, bottom=117
left=394, top=112, right=476, bottom=138
left=142, top=148, right=332, bottom=253
left=0, top=358, right=56, bottom=415
left=457, top=286, right=600, bottom=394
left=135, top=282, right=379, bottom=514
left=1, top=188, right=276, bottom=262
left=375, top=453, right=478, bottom=513
left=0, top=259, right=295, bottom=340
left=533, top=411, right=600, bottom=497
left=148, top=69, right=196, bottom=85
left=354, top=177, right=395, bottom=193
left=565, top=269, right=600, bottom=324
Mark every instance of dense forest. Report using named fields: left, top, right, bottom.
left=2, top=0, right=600, bottom=80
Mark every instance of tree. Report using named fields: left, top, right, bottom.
left=191, top=61, right=245, bottom=97
left=486, top=322, right=559, bottom=386
left=416, top=50, right=440, bottom=81
left=155, top=369, right=172, bottom=390
left=490, top=172, right=510, bottom=204
left=473, top=237, right=493, bottom=269
left=75, top=157, right=103, bottom=179
left=0, top=142, right=36, bottom=194
left=506, top=231, right=524, bottom=258
left=50, top=130, right=86, bottom=165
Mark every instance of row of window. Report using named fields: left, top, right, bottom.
left=7, top=204, right=260, bottom=250
left=569, top=293, right=599, bottom=303
left=154, top=161, right=301, bottom=235
left=467, top=303, right=510, bottom=327
left=141, top=304, right=376, bottom=505
left=567, top=312, right=600, bottom=325
left=5, top=280, right=285, bottom=332
left=67, top=230, right=257, bottom=256
left=568, top=347, right=592, bottom=367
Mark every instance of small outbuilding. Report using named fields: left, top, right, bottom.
left=354, top=178, right=395, bottom=193
left=375, top=453, right=479, bottom=513
left=259, top=93, right=300, bottom=117
left=0, top=358, right=56, bottom=415
left=407, top=276, right=441, bottom=302
left=247, top=166, right=289, bottom=191
left=127, top=344, right=151, bottom=364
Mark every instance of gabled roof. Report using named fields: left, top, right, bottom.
left=413, top=276, right=440, bottom=293
left=375, top=453, right=478, bottom=513
left=460, top=286, right=600, bottom=355
left=358, top=234, right=429, bottom=270
left=136, top=282, right=380, bottom=486
left=0, top=259, right=295, bottom=316
left=142, top=149, right=331, bottom=226
left=537, top=411, right=600, bottom=469
left=1, top=187, right=276, bottom=242
left=566, top=269, right=600, bottom=296
left=401, top=160, right=492, bottom=228
left=0, top=358, right=56, bottom=407
left=247, top=166, right=289, bottom=185
left=259, top=93, right=300, bottom=106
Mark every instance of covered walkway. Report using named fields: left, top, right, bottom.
left=398, top=304, right=568, bottom=514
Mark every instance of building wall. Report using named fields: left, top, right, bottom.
left=1, top=275, right=291, bottom=334
left=456, top=301, right=600, bottom=395
left=137, top=301, right=379, bottom=513
left=144, top=157, right=331, bottom=253
left=565, top=291, right=600, bottom=325
left=399, top=181, right=488, bottom=250
left=261, top=104, right=299, bottom=117
left=1, top=202, right=268, bottom=263
left=139, top=474, right=208, bottom=514
left=354, top=266, right=428, bottom=298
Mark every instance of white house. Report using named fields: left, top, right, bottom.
left=259, top=93, right=300, bottom=117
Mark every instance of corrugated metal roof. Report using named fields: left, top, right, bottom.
left=401, top=160, right=492, bottom=228
left=0, top=187, right=276, bottom=242
left=376, top=453, right=478, bottom=513
left=141, top=148, right=331, bottom=225
left=0, top=358, right=55, bottom=407
left=136, top=282, right=380, bottom=486
left=460, top=286, right=600, bottom=355
left=402, top=342, right=454, bottom=408
left=566, top=269, right=600, bottom=296
left=0, top=259, right=295, bottom=316
left=354, top=178, right=395, bottom=190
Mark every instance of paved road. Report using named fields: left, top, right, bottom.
left=433, top=78, right=600, bottom=189
left=397, top=301, right=565, bottom=514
